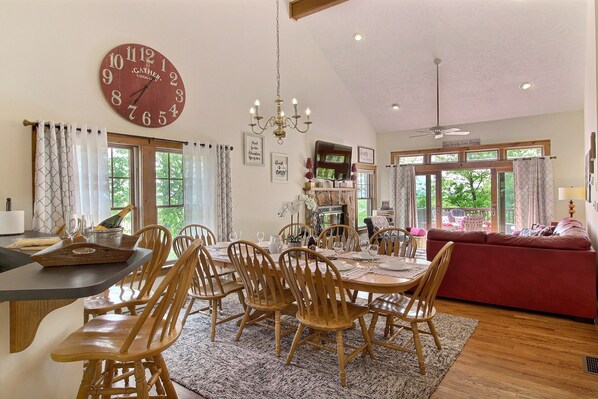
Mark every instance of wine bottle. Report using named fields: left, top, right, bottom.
left=95, top=205, right=135, bottom=230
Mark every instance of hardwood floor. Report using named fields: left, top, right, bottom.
left=172, top=298, right=598, bottom=398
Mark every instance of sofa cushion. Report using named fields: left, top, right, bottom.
left=487, top=232, right=592, bottom=250
left=427, top=229, right=486, bottom=244
left=554, top=218, right=584, bottom=235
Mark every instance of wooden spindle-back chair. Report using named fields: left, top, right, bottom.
left=278, top=223, right=312, bottom=243
left=84, top=224, right=172, bottom=322
left=318, top=224, right=360, bottom=252
left=370, top=227, right=417, bottom=258
left=179, top=223, right=217, bottom=246
left=227, top=240, right=295, bottom=357
left=368, top=241, right=454, bottom=375
left=279, top=247, right=374, bottom=387
left=52, top=239, right=201, bottom=399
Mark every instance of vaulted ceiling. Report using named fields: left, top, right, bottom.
left=296, top=0, right=587, bottom=133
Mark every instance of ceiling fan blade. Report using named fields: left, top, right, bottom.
left=434, top=133, right=444, bottom=139
left=444, top=131, right=470, bottom=136
left=415, top=129, right=430, bottom=133
left=442, top=128, right=462, bottom=133
left=410, top=133, right=431, bottom=138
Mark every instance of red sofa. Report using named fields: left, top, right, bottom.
left=426, top=218, right=597, bottom=320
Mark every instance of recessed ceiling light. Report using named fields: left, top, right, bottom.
left=519, top=82, right=533, bottom=90
left=354, top=33, right=363, bottom=41
left=391, top=103, right=400, bottom=110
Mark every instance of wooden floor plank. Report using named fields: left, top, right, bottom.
left=172, top=297, right=598, bottom=398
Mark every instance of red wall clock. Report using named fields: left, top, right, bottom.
left=99, top=43, right=186, bottom=128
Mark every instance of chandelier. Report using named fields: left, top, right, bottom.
left=248, top=0, right=312, bottom=144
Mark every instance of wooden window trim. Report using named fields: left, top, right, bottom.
left=355, top=163, right=377, bottom=233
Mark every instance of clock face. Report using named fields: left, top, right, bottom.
left=99, top=43, right=185, bottom=128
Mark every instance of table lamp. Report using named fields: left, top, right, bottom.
left=557, top=186, right=585, bottom=217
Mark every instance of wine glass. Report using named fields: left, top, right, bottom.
left=229, top=231, right=238, bottom=242
left=75, top=215, right=96, bottom=254
left=332, top=241, right=344, bottom=257
left=65, top=213, right=80, bottom=241
left=367, top=243, right=379, bottom=262
left=256, top=232, right=265, bottom=245
left=360, top=240, right=370, bottom=254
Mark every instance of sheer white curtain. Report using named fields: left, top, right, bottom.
left=513, top=157, right=554, bottom=228
left=32, top=121, right=79, bottom=233
left=183, top=143, right=217, bottom=233
left=73, top=124, right=110, bottom=222
left=389, top=164, right=417, bottom=229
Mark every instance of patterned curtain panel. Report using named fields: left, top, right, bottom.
left=389, top=165, right=417, bottom=229
left=32, top=121, right=79, bottom=233
left=513, top=158, right=554, bottom=228
left=73, top=125, right=110, bottom=222
left=216, top=145, right=233, bottom=241
left=183, top=143, right=217, bottom=233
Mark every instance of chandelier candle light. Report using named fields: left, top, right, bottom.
left=248, top=0, right=312, bottom=144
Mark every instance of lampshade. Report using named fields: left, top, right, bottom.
left=558, top=186, right=585, bottom=200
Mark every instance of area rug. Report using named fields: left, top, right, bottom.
left=164, top=297, right=478, bottom=399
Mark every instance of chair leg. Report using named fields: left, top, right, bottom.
left=357, top=316, right=375, bottom=359
left=367, top=292, right=373, bottom=303
left=368, top=312, right=379, bottom=339
left=427, top=319, right=442, bottom=349
left=236, top=306, right=252, bottom=341
left=336, top=330, right=347, bottom=387
left=134, top=360, right=149, bottom=399
left=182, top=297, right=196, bottom=326
left=101, top=360, right=115, bottom=399
left=275, top=310, right=282, bottom=357
left=210, top=299, right=218, bottom=342
left=286, top=324, right=305, bottom=365
left=411, top=322, right=426, bottom=375
left=77, top=359, right=99, bottom=399
left=237, top=290, right=247, bottom=310
left=350, top=289, right=358, bottom=303
left=154, top=354, right=178, bottom=398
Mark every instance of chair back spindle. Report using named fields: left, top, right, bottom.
left=179, top=224, right=217, bottom=246
left=318, top=224, right=360, bottom=252
left=370, top=227, right=417, bottom=257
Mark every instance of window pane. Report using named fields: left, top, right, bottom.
left=170, top=179, right=183, bottom=205
left=398, top=155, right=424, bottom=165
left=506, top=147, right=542, bottom=159
left=357, top=199, right=370, bottom=228
left=111, top=148, right=130, bottom=178
left=431, top=153, right=458, bottom=163
left=120, top=212, right=133, bottom=235
left=156, top=179, right=169, bottom=206
left=466, top=150, right=498, bottom=161
left=156, top=152, right=169, bottom=178
left=158, top=207, right=184, bottom=241
left=170, top=153, right=183, bottom=178
left=112, top=178, right=130, bottom=208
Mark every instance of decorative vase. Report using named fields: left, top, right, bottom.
left=304, top=181, right=315, bottom=189
left=287, top=241, right=301, bottom=257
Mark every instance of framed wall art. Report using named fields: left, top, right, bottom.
left=271, top=152, right=288, bottom=183
left=243, top=132, right=264, bottom=166
left=358, top=146, right=375, bottom=164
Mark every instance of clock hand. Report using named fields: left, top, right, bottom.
left=130, top=77, right=157, bottom=104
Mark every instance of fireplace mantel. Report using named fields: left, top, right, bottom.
left=304, top=188, right=357, bottom=230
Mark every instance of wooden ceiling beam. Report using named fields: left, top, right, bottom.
left=289, top=0, right=349, bottom=20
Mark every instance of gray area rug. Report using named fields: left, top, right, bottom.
left=164, top=297, right=478, bottom=399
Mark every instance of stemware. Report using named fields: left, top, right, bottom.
left=257, top=231, right=265, bottom=245
left=367, top=243, right=379, bottom=262
left=360, top=240, right=370, bottom=254
left=229, top=231, right=238, bottom=242
left=65, top=213, right=80, bottom=241
left=74, top=215, right=96, bottom=254
left=332, top=241, right=344, bottom=257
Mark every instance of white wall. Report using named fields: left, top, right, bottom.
left=585, top=0, right=598, bottom=247
left=0, top=0, right=375, bottom=238
left=377, top=111, right=586, bottom=224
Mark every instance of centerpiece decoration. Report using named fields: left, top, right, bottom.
left=278, top=194, right=318, bottom=244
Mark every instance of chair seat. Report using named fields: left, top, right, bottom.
left=298, top=301, right=369, bottom=331
left=84, top=286, right=151, bottom=312
left=189, top=280, right=245, bottom=300
left=370, top=294, right=437, bottom=322
left=246, top=287, right=295, bottom=311
left=51, top=314, right=183, bottom=363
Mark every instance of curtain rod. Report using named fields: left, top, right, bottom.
left=385, top=155, right=557, bottom=167
left=22, top=119, right=233, bottom=150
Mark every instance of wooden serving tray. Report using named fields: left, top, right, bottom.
left=31, top=235, right=140, bottom=267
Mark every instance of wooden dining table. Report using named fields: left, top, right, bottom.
left=206, top=244, right=431, bottom=295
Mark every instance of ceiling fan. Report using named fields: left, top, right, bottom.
left=410, top=58, right=470, bottom=140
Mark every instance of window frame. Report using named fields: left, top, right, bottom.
left=354, top=163, right=377, bottom=232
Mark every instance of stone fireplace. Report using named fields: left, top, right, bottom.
left=304, top=188, right=357, bottom=234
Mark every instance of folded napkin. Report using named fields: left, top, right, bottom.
left=6, top=237, right=61, bottom=249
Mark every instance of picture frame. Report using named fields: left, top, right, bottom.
left=358, top=146, right=375, bottom=164
left=591, top=131, right=597, bottom=161
left=243, top=132, right=264, bottom=166
left=271, top=152, right=288, bottom=183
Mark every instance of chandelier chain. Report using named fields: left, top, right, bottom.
left=276, top=0, right=280, bottom=99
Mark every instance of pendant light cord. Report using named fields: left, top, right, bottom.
left=276, top=0, right=281, bottom=99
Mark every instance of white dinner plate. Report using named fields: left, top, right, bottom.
left=331, top=260, right=353, bottom=271
left=213, top=241, right=231, bottom=249
left=379, top=262, right=412, bottom=271
left=352, top=253, right=381, bottom=261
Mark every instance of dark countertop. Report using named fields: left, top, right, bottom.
left=0, top=231, right=152, bottom=302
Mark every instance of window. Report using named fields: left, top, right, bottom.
left=355, top=165, right=376, bottom=230
left=108, top=146, right=136, bottom=234
left=431, top=153, right=458, bottom=163
left=156, top=151, right=185, bottom=238
left=466, top=150, right=498, bottom=161
left=506, top=147, right=543, bottom=159
left=398, top=155, right=424, bottom=165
